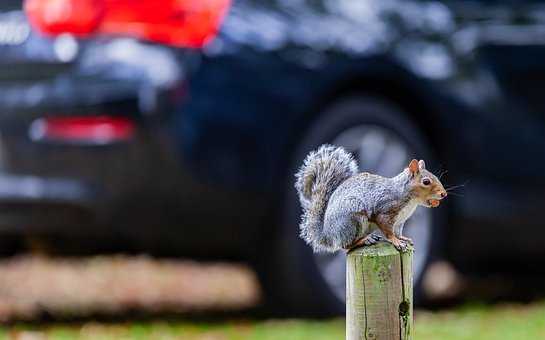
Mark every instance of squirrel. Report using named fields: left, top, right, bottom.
left=295, top=144, right=447, bottom=252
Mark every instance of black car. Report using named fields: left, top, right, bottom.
left=1, top=0, right=544, bottom=315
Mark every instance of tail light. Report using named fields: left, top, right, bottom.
left=29, top=116, right=135, bottom=145
left=25, top=0, right=231, bottom=48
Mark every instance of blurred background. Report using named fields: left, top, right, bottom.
left=1, top=0, right=545, bottom=338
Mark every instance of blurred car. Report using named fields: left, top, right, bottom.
left=0, top=0, right=544, bottom=315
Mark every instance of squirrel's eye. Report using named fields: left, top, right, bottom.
left=422, top=178, right=431, bottom=186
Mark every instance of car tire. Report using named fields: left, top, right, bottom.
left=259, top=94, right=446, bottom=316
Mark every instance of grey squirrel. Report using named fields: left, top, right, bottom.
left=295, top=144, right=447, bottom=252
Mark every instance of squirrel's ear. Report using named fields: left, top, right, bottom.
left=409, top=159, right=419, bottom=174
left=418, top=160, right=426, bottom=170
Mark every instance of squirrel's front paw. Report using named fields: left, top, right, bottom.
left=388, top=237, right=408, bottom=252
left=399, top=236, right=414, bottom=245
left=395, top=240, right=409, bottom=252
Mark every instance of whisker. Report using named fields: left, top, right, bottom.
left=445, top=180, right=470, bottom=191
left=446, top=192, right=464, bottom=197
left=439, top=170, right=448, bottom=180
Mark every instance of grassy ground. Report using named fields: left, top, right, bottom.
left=3, top=302, right=545, bottom=340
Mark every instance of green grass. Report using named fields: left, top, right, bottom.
left=3, top=302, right=545, bottom=340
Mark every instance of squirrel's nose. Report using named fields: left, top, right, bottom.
left=440, top=191, right=447, bottom=198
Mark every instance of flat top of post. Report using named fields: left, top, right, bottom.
left=347, top=242, right=414, bottom=257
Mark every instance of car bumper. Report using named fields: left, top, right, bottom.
left=0, top=174, right=98, bottom=233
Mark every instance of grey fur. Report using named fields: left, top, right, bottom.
left=295, top=145, right=358, bottom=252
left=323, top=170, right=414, bottom=251
left=295, top=144, right=446, bottom=253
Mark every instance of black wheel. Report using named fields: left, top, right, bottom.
left=260, top=95, right=446, bottom=316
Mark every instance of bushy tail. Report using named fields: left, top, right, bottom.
left=295, top=145, right=358, bottom=252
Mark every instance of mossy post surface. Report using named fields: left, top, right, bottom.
left=346, top=243, right=413, bottom=340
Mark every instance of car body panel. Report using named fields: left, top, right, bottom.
left=0, top=0, right=543, bottom=269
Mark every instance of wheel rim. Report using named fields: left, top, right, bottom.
left=312, top=125, right=432, bottom=303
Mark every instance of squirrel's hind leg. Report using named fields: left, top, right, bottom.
left=344, top=212, right=378, bottom=251
left=345, top=233, right=381, bottom=251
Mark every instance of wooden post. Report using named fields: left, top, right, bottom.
left=346, top=243, right=413, bottom=340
